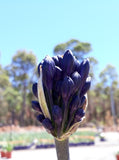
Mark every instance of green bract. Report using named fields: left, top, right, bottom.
left=32, top=49, right=91, bottom=140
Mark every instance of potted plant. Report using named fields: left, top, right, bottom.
left=116, top=151, right=119, bottom=160
left=1, top=145, right=6, bottom=158
left=6, top=143, right=13, bottom=159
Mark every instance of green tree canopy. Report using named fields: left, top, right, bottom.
left=99, top=64, right=118, bottom=87
left=54, top=39, right=92, bottom=60
left=6, top=50, right=37, bottom=125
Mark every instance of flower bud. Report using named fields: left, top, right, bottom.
left=61, top=50, right=75, bottom=75
left=61, top=76, right=74, bottom=100
left=42, top=118, right=54, bottom=131
left=52, top=56, right=59, bottom=66
left=32, top=101, right=42, bottom=113
left=74, top=58, right=80, bottom=72
left=77, top=58, right=90, bottom=82
left=57, top=55, right=63, bottom=68
left=37, top=114, right=45, bottom=123
left=80, top=95, right=86, bottom=107
left=32, top=83, right=38, bottom=98
left=53, top=80, right=62, bottom=93
left=80, top=77, right=91, bottom=97
left=42, top=56, right=55, bottom=89
left=69, top=95, right=80, bottom=116
left=52, top=105, right=62, bottom=125
left=54, top=66, right=62, bottom=81
left=74, top=108, right=85, bottom=123
left=71, top=71, right=81, bottom=92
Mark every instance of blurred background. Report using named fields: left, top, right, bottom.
left=0, top=0, right=119, bottom=159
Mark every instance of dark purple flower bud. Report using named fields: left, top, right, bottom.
left=74, top=108, right=85, bottom=123
left=69, top=95, right=81, bottom=116
left=61, top=76, right=74, bottom=100
left=80, top=95, right=86, bottom=107
left=74, top=58, right=80, bottom=72
left=37, top=114, right=45, bottom=123
left=52, top=56, right=59, bottom=66
left=32, top=101, right=42, bottom=113
left=54, top=80, right=62, bottom=93
left=77, top=58, right=90, bottom=82
left=52, top=105, right=62, bottom=125
left=54, top=66, right=62, bottom=81
left=80, top=77, right=91, bottom=97
left=42, top=56, right=55, bottom=89
left=71, top=71, right=81, bottom=92
left=42, top=118, right=54, bottom=131
left=61, top=50, right=75, bottom=75
left=32, top=83, right=38, bottom=98
left=52, top=91, right=60, bottom=105
left=57, top=55, right=63, bottom=68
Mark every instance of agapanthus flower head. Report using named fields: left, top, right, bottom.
left=32, top=49, right=91, bottom=141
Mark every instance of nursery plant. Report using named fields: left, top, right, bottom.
left=6, top=143, right=13, bottom=159
left=116, top=151, right=119, bottom=160
left=1, top=145, right=6, bottom=158
left=32, top=49, right=91, bottom=160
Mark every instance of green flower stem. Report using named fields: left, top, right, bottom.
left=55, top=138, right=70, bottom=160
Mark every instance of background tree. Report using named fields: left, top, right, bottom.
left=6, top=50, right=37, bottom=126
left=99, top=65, right=118, bottom=125
left=4, top=87, right=22, bottom=125
left=0, top=65, right=11, bottom=124
left=54, top=39, right=92, bottom=60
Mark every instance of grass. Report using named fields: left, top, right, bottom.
left=0, top=129, right=96, bottom=147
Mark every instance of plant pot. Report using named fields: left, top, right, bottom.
left=1, top=151, right=6, bottom=158
left=116, top=154, right=119, bottom=160
left=6, top=151, right=12, bottom=159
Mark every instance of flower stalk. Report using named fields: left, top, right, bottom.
left=55, top=138, right=70, bottom=160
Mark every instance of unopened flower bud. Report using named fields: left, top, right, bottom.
left=80, top=77, right=91, bottom=97
left=32, top=101, right=42, bottom=113
left=71, top=71, right=81, bottom=92
left=52, top=105, right=62, bottom=125
left=52, top=56, right=59, bottom=66
left=42, top=56, right=55, bottom=89
left=80, top=95, right=86, bottom=108
left=61, top=76, right=74, bottom=100
left=69, top=95, right=80, bottom=116
left=74, top=108, right=85, bottom=123
left=37, top=114, right=45, bottom=123
left=77, top=58, right=90, bottom=82
left=32, top=83, right=38, bottom=98
left=61, top=50, right=75, bottom=75
left=42, top=118, right=54, bottom=131
left=54, top=66, right=62, bottom=81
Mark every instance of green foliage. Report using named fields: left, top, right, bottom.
left=6, top=143, right=13, bottom=152
left=100, top=64, right=118, bottom=86
left=7, top=50, right=37, bottom=88
left=54, top=39, right=92, bottom=60
left=0, top=65, right=10, bottom=89
left=0, top=130, right=96, bottom=146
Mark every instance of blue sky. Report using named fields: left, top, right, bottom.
left=0, top=0, right=119, bottom=79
